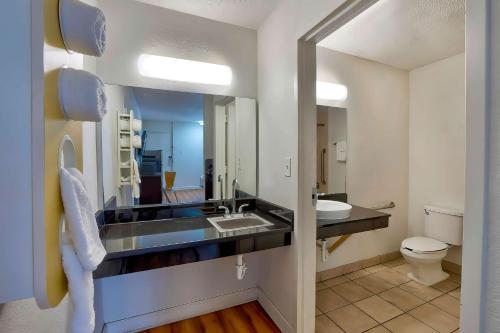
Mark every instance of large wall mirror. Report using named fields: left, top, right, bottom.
left=316, top=105, right=347, bottom=200
left=98, top=84, right=258, bottom=208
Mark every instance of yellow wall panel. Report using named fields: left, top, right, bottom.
left=42, top=0, right=83, bottom=307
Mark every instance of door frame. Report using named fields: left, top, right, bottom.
left=296, top=0, right=486, bottom=331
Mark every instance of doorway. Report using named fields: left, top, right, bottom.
left=296, top=0, right=480, bottom=332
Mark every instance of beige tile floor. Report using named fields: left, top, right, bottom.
left=316, top=259, right=461, bottom=333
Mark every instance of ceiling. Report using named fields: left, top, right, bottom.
left=318, top=0, right=465, bottom=70
left=134, top=0, right=280, bottom=30
left=132, top=87, right=204, bottom=123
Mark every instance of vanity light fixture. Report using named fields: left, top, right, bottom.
left=316, top=81, right=348, bottom=101
left=137, top=54, right=232, bottom=86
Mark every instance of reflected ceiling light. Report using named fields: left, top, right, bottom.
left=316, top=81, right=348, bottom=101
left=198, top=120, right=204, bottom=126
left=137, top=54, right=232, bottom=86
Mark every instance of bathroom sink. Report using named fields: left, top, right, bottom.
left=207, top=213, right=273, bottom=233
left=316, top=200, right=352, bottom=220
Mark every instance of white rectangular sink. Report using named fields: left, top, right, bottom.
left=207, top=213, right=273, bottom=233
left=316, top=200, right=352, bottom=220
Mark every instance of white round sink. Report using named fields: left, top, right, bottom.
left=316, top=200, right=352, bottom=220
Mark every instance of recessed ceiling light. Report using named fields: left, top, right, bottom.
left=138, top=54, right=232, bottom=86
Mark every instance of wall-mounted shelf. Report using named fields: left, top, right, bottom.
left=117, top=110, right=141, bottom=188
left=118, top=110, right=133, bottom=187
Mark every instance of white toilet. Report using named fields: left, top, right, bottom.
left=400, top=205, right=463, bottom=286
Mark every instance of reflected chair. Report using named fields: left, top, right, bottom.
left=163, top=171, right=178, bottom=203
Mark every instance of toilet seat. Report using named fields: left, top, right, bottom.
left=401, top=236, right=448, bottom=254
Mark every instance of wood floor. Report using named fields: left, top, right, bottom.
left=139, top=301, right=281, bottom=333
left=164, top=188, right=205, bottom=203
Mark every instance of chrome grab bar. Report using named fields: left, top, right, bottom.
left=321, top=148, right=326, bottom=184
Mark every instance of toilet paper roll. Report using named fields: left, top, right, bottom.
left=59, top=0, right=106, bottom=56
left=58, top=67, right=107, bottom=122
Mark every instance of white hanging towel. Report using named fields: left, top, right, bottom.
left=336, top=140, right=347, bottom=162
left=132, top=158, right=141, bottom=199
left=60, top=167, right=106, bottom=271
left=61, top=236, right=95, bottom=333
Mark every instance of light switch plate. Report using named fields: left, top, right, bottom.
left=284, top=157, right=291, bottom=177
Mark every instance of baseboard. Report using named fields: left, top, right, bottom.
left=102, top=287, right=258, bottom=333
left=443, top=260, right=462, bottom=275
left=257, top=288, right=294, bottom=333
left=172, top=186, right=204, bottom=191
left=318, top=250, right=402, bottom=281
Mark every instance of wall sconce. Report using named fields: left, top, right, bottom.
left=317, top=81, right=348, bottom=101
left=137, top=54, right=233, bottom=86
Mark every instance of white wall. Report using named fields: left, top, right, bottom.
left=235, top=98, right=258, bottom=195
left=257, top=1, right=345, bottom=332
left=172, top=121, right=204, bottom=189
left=96, top=0, right=257, bottom=98
left=95, top=253, right=262, bottom=324
left=409, top=53, right=465, bottom=265
left=315, top=47, right=410, bottom=271
left=484, top=1, right=500, bottom=331
left=0, top=0, right=35, bottom=304
left=101, top=85, right=123, bottom=205
left=0, top=298, right=69, bottom=333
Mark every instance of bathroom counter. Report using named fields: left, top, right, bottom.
left=317, top=205, right=390, bottom=240
left=94, top=199, right=293, bottom=278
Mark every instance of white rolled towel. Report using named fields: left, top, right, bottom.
left=132, top=135, right=142, bottom=148
left=60, top=167, right=106, bottom=271
left=120, top=135, right=130, bottom=148
left=119, top=119, right=130, bottom=131
left=59, top=68, right=107, bottom=122
left=59, top=0, right=106, bottom=56
left=132, top=119, right=142, bottom=132
left=61, top=235, right=95, bottom=333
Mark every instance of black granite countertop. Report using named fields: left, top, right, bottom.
left=94, top=199, right=293, bottom=278
left=100, top=209, right=292, bottom=260
left=317, top=204, right=390, bottom=239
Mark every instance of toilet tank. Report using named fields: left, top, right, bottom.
left=424, top=205, right=463, bottom=245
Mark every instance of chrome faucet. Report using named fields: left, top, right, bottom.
left=232, top=178, right=240, bottom=215
left=218, top=205, right=230, bottom=218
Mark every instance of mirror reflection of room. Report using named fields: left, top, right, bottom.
left=314, top=1, right=465, bottom=332
left=316, top=106, right=347, bottom=200
left=100, top=85, right=257, bottom=208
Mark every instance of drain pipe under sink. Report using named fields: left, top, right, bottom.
left=320, top=240, right=328, bottom=263
left=236, top=254, right=247, bottom=280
